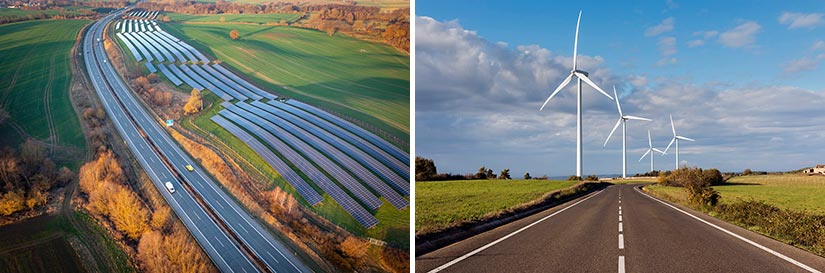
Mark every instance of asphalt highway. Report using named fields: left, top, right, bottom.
left=416, top=184, right=825, bottom=273
left=85, top=9, right=310, bottom=273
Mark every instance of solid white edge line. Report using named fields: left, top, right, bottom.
left=619, top=234, right=624, bottom=249
left=635, top=187, right=822, bottom=273
left=427, top=190, right=604, bottom=273
left=618, top=256, right=626, bottom=273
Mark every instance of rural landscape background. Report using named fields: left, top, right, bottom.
left=415, top=1, right=825, bottom=272
left=1, top=0, right=409, bottom=272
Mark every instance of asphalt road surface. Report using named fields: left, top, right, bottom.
left=84, top=9, right=310, bottom=273
left=417, top=184, right=825, bottom=273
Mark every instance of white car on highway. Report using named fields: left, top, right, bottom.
left=165, top=181, right=175, bottom=194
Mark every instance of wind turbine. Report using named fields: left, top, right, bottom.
left=663, top=114, right=695, bottom=169
left=539, top=10, right=614, bottom=178
left=603, top=86, right=651, bottom=178
left=639, top=130, right=666, bottom=172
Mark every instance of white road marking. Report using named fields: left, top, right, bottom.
left=619, top=200, right=621, bottom=204
left=267, top=252, right=280, bottom=264
left=636, top=187, right=822, bottom=273
left=427, top=190, right=604, bottom=273
left=619, top=215, right=622, bottom=222
left=619, top=210, right=622, bottom=215
left=618, top=256, right=626, bottom=273
left=619, top=234, right=624, bottom=249
left=619, top=222, right=623, bottom=233
left=215, top=236, right=225, bottom=248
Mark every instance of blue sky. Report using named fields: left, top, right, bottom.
left=415, top=0, right=825, bottom=177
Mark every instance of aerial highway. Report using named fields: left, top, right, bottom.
left=84, top=8, right=310, bottom=273
left=416, top=184, right=825, bottom=273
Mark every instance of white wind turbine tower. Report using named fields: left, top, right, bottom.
left=639, top=130, right=666, bottom=172
left=603, top=86, right=651, bottom=178
left=539, top=10, right=614, bottom=178
left=663, top=114, right=695, bottom=169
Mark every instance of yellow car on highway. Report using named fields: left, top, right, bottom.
left=185, top=164, right=194, bottom=172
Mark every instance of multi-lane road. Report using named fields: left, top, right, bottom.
left=416, top=184, right=825, bottom=273
left=84, top=9, right=310, bottom=273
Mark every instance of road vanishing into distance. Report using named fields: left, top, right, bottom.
left=417, top=184, right=825, bottom=273
left=84, top=9, right=310, bottom=273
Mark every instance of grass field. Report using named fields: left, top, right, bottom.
left=168, top=13, right=302, bottom=24
left=645, top=174, right=825, bottom=213
left=416, top=179, right=579, bottom=233
left=161, top=18, right=410, bottom=148
left=182, top=94, right=409, bottom=247
left=0, top=20, right=88, bottom=168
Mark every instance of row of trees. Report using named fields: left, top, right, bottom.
left=416, top=156, right=551, bottom=181
left=77, top=148, right=215, bottom=272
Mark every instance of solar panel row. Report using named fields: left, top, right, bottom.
left=218, top=110, right=378, bottom=228
left=211, top=115, right=324, bottom=206
left=156, top=63, right=182, bottom=86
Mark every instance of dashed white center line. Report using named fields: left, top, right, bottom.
left=619, top=215, right=622, bottom=222
left=619, top=234, right=625, bottom=249
left=618, top=256, right=626, bottom=273
left=619, top=222, right=623, bottom=232
left=215, top=236, right=225, bottom=248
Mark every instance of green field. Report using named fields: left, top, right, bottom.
left=168, top=13, right=302, bottom=24
left=182, top=94, right=409, bottom=248
left=416, top=180, right=579, bottom=233
left=0, top=20, right=88, bottom=168
left=645, top=174, right=825, bottom=213
left=161, top=18, right=410, bottom=147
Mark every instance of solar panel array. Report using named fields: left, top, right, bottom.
left=113, top=9, right=410, bottom=228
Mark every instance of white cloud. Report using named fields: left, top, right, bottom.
left=666, top=0, right=679, bottom=10
left=783, top=54, right=825, bottom=73
left=645, top=17, right=675, bottom=36
left=687, top=39, right=705, bottom=47
left=812, top=40, right=825, bottom=51
left=656, top=37, right=677, bottom=65
left=694, top=30, right=719, bottom=39
left=719, top=21, right=760, bottom=48
left=778, top=12, right=824, bottom=29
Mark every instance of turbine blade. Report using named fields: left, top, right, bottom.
left=573, top=10, right=581, bottom=70
left=624, top=115, right=652, bottom=121
left=653, top=148, right=667, bottom=155
left=603, top=118, right=622, bottom=146
left=670, top=114, right=676, bottom=136
left=677, top=136, right=695, bottom=141
left=613, top=86, right=623, bottom=116
left=648, top=130, right=652, bottom=148
left=639, top=148, right=651, bottom=162
left=664, top=138, right=675, bottom=154
left=575, top=72, right=614, bottom=100
left=540, top=74, right=574, bottom=111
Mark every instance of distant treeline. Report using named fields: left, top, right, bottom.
left=416, top=156, right=550, bottom=181
left=136, top=1, right=410, bottom=52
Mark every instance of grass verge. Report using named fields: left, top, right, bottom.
left=415, top=181, right=608, bottom=255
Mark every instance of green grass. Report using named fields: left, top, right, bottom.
left=714, top=174, right=825, bottom=213
left=645, top=174, right=825, bottom=213
left=0, top=20, right=89, bottom=168
left=416, top=179, right=579, bottom=233
left=168, top=13, right=302, bottom=24
left=162, top=20, right=410, bottom=148
left=0, top=8, right=86, bottom=20
left=181, top=94, right=408, bottom=247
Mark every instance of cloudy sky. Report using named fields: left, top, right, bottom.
left=415, top=0, right=825, bottom=177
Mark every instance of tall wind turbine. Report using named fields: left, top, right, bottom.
left=539, top=10, right=614, bottom=178
left=603, top=86, right=651, bottom=178
left=663, top=114, right=695, bottom=169
left=639, top=130, right=666, bottom=172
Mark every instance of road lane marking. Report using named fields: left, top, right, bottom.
left=619, top=215, right=622, bottom=222
left=618, top=256, right=625, bottom=273
left=619, top=234, right=624, bottom=249
left=426, top=190, right=604, bottom=273
left=619, top=222, right=623, bottom=232
left=266, top=252, right=280, bottom=264
left=636, top=187, right=822, bottom=273
left=215, top=236, right=225, bottom=248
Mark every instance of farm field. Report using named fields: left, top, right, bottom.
left=167, top=13, right=302, bottom=24
left=162, top=19, right=410, bottom=148
left=416, top=179, right=579, bottom=233
left=0, top=20, right=88, bottom=168
left=645, top=174, right=825, bottom=213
